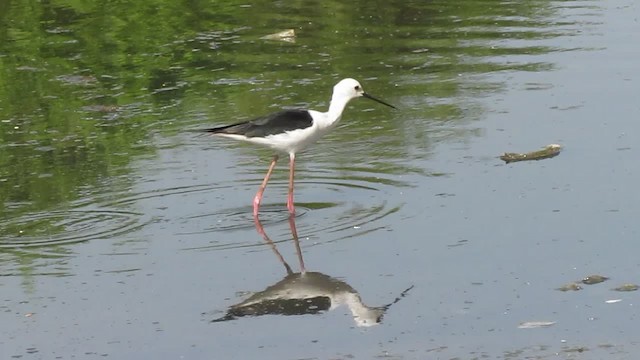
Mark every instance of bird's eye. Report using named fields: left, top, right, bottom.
left=354, top=85, right=360, bottom=90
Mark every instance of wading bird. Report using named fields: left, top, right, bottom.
left=200, top=78, right=395, bottom=217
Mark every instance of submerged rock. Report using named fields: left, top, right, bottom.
left=581, top=275, right=609, bottom=285
left=612, top=283, right=639, bottom=292
left=556, top=282, right=583, bottom=292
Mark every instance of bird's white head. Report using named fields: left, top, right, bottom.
left=332, top=78, right=396, bottom=109
left=333, top=78, right=365, bottom=101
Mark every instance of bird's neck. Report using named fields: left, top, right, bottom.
left=341, top=292, right=381, bottom=327
left=326, top=93, right=352, bottom=126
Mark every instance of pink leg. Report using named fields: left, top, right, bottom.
left=287, top=153, right=296, bottom=215
left=288, top=214, right=306, bottom=273
left=253, top=212, right=293, bottom=275
left=253, top=155, right=279, bottom=217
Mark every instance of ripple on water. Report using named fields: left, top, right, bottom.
left=176, top=205, right=310, bottom=235
left=0, top=161, right=411, bottom=253
left=152, top=170, right=411, bottom=251
left=0, top=209, right=146, bottom=249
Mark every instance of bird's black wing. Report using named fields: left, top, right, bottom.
left=202, top=109, right=313, bottom=138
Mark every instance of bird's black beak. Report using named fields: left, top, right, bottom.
left=362, top=92, right=396, bottom=109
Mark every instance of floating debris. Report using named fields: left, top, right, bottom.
left=261, top=29, right=296, bottom=43
left=500, top=144, right=562, bottom=163
left=556, top=282, right=582, bottom=292
left=518, top=321, right=556, bottom=329
left=612, top=283, right=639, bottom=292
left=605, top=299, right=622, bottom=304
left=55, top=74, right=97, bottom=86
left=581, top=275, right=609, bottom=285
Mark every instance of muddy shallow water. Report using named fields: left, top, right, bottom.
left=1, top=0, right=639, bottom=359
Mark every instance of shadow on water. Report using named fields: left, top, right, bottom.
left=210, top=214, right=413, bottom=327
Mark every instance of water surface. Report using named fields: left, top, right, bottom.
left=1, top=0, right=639, bottom=359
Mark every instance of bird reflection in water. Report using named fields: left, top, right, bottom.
left=211, top=214, right=413, bottom=327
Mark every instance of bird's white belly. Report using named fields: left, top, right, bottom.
left=246, top=125, right=327, bottom=154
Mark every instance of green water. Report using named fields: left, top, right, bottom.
left=0, top=0, right=552, bottom=278
left=0, top=0, right=562, bottom=229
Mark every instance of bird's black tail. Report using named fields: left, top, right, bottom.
left=190, top=121, right=253, bottom=135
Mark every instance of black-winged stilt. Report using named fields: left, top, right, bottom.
left=201, top=78, right=395, bottom=217
left=211, top=214, right=414, bottom=326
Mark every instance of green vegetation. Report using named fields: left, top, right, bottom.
left=1, top=0, right=563, bottom=248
